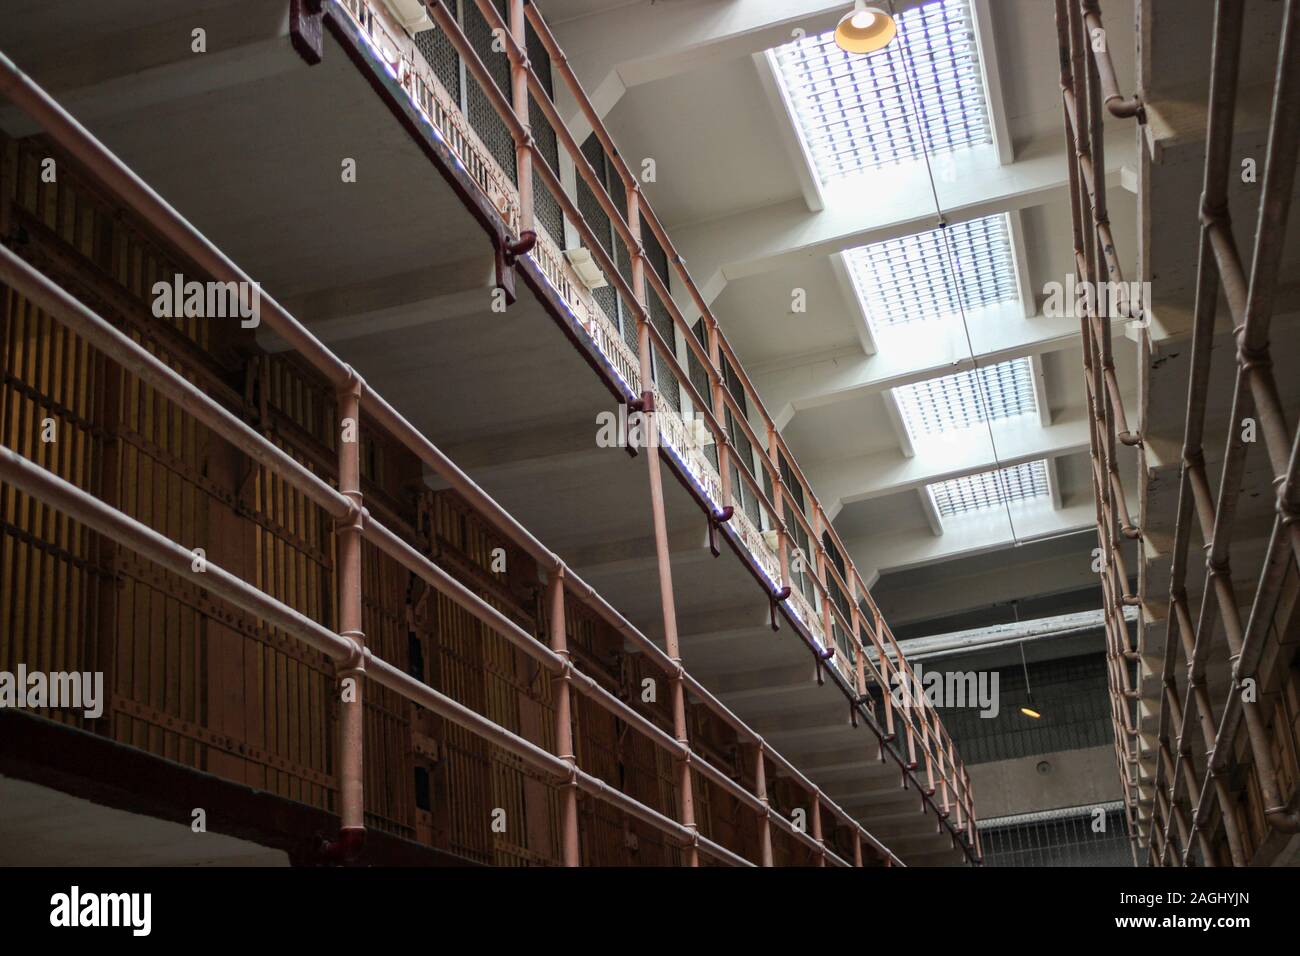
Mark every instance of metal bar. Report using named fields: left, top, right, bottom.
left=1060, top=0, right=1300, bottom=863
left=628, top=178, right=699, bottom=866
left=505, top=0, right=533, bottom=237
left=752, top=743, right=774, bottom=866
left=1080, top=0, right=1146, bottom=120
left=335, top=372, right=366, bottom=841
left=547, top=569, right=580, bottom=866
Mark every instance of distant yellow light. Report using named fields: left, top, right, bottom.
left=834, top=3, right=896, bottom=55
left=1020, top=706, right=1042, bottom=719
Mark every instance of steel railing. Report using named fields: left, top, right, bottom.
left=1055, top=0, right=1146, bottom=863
left=1057, top=0, right=1300, bottom=866
left=329, top=0, right=977, bottom=853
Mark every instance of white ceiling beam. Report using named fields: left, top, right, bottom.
left=0, top=1, right=294, bottom=136
left=753, top=308, right=1124, bottom=427
left=828, top=251, right=876, bottom=356
left=810, top=411, right=1095, bottom=517
left=918, top=488, right=944, bottom=537
left=891, top=607, right=1134, bottom=662
left=1030, top=352, right=1052, bottom=427
left=549, top=0, right=850, bottom=142
left=753, top=49, right=825, bottom=212
left=1045, top=455, right=1064, bottom=510
left=1008, top=208, right=1037, bottom=318
left=881, top=391, right=915, bottom=460
left=549, top=0, right=939, bottom=139
left=674, top=134, right=1137, bottom=309
left=876, top=537, right=1103, bottom=626
left=969, top=0, right=1014, bottom=166
left=845, top=500, right=1110, bottom=575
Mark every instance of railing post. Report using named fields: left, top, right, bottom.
left=546, top=568, right=580, bottom=866
left=707, top=321, right=733, bottom=511
left=810, top=792, right=826, bottom=866
left=335, top=369, right=366, bottom=855
left=875, top=608, right=896, bottom=744
left=628, top=182, right=699, bottom=866
left=764, top=423, right=792, bottom=593
left=507, top=0, right=533, bottom=237
left=752, top=742, right=774, bottom=866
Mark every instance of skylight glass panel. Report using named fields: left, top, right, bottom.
left=773, top=0, right=991, bottom=183
left=844, top=214, right=1017, bottom=330
left=929, top=460, right=1050, bottom=518
left=894, top=358, right=1039, bottom=438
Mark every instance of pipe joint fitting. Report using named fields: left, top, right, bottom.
left=337, top=364, right=364, bottom=401
left=339, top=630, right=367, bottom=675
left=1236, top=342, right=1272, bottom=374
left=339, top=494, right=367, bottom=533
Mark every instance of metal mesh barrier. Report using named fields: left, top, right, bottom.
left=980, top=804, right=1133, bottom=867
left=414, top=17, right=460, bottom=104
left=463, top=0, right=517, bottom=184
left=933, top=653, right=1112, bottom=764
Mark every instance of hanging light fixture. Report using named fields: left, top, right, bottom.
left=834, top=1, right=897, bottom=55
left=1014, top=602, right=1042, bottom=718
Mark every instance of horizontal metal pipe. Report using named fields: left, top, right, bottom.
left=0, top=244, right=351, bottom=521
left=361, top=517, right=561, bottom=671
left=0, top=445, right=353, bottom=664
left=0, top=51, right=350, bottom=389
left=1, top=438, right=761, bottom=864
left=360, top=385, right=558, bottom=568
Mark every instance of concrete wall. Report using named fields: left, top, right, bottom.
left=970, top=745, right=1122, bottom=819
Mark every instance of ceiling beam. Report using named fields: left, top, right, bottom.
left=757, top=308, right=1118, bottom=429
left=673, top=134, right=1136, bottom=312
left=549, top=1, right=939, bottom=141
left=847, top=500, right=1112, bottom=577
left=0, top=0, right=294, bottom=137
left=888, top=607, right=1133, bottom=662
left=876, top=535, right=1103, bottom=626
left=810, top=411, right=1094, bottom=517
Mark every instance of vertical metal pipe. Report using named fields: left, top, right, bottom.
left=810, top=792, right=826, bottom=867
left=335, top=372, right=366, bottom=844
left=707, top=321, right=733, bottom=512
left=628, top=184, right=699, bottom=866
left=508, top=0, right=533, bottom=236
left=752, top=743, right=774, bottom=866
left=547, top=569, right=580, bottom=866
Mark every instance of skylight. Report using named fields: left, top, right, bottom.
left=773, top=0, right=991, bottom=184
left=928, top=460, right=1051, bottom=518
left=844, top=214, right=1017, bottom=331
left=894, top=358, right=1039, bottom=439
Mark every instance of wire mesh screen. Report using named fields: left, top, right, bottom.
left=644, top=226, right=670, bottom=287
left=463, top=0, right=517, bottom=184
left=530, top=95, right=565, bottom=244
left=649, top=292, right=680, bottom=411
left=980, top=804, right=1133, bottom=867
left=525, top=22, right=563, bottom=245
left=414, top=18, right=460, bottom=104
left=931, top=652, right=1112, bottom=763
